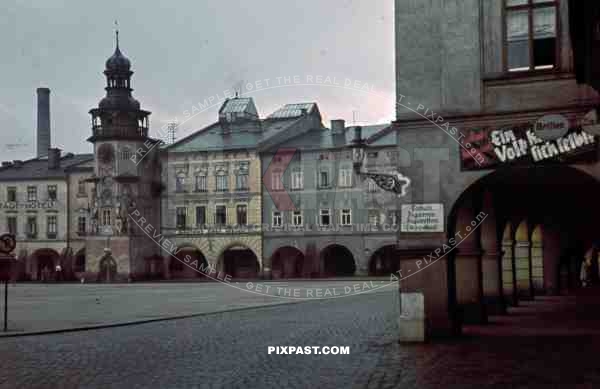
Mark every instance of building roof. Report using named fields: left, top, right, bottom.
left=0, top=153, right=94, bottom=181
left=267, top=103, right=318, bottom=119
left=264, top=124, right=394, bottom=151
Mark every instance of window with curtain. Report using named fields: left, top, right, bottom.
left=506, top=0, right=557, bottom=72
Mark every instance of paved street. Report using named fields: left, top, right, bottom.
left=0, top=280, right=393, bottom=334
left=2, top=284, right=600, bottom=388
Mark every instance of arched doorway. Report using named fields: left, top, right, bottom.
left=368, top=245, right=398, bottom=276
left=31, top=248, right=60, bottom=281
left=220, top=246, right=259, bottom=278
left=321, top=245, right=356, bottom=277
left=98, top=255, right=117, bottom=282
left=170, top=247, right=208, bottom=279
left=448, top=165, right=600, bottom=327
left=271, top=246, right=305, bottom=279
left=74, top=248, right=86, bottom=273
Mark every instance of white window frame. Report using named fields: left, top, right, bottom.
left=340, top=209, right=352, bottom=226
left=236, top=203, right=248, bottom=226
left=195, top=175, right=207, bottom=192
left=292, top=210, right=303, bottom=226
left=272, top=171, right=283, bottom=191
left=27, top=186, right=37, bottom=202
left=102, top=209, right=111, bottom=226
left=339, top=167, right=353, bottom=188
left=291, top=170, right=303, bottom=190
left=319, top=208, right=331, bottom=226
left=368, top=210, right=380, bottom=226
left=319, top=170, right=330, bottom=188
left=272, top=211, right=282, bottom=227
left=215, top=204, right=228, bottom=225
left=216, top=175, right=229, bottom=192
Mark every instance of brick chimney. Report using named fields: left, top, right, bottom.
left=48, top=148, right=61, bottom=169
left=37, top=87, right=51, bottom=158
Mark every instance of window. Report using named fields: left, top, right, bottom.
left=47, top=215, right=57, bottom=238
left=236, top=204, right=247, bottom=225
left=387, top=210, right=399, bottom=226
left=176, top=207, right=186, bottom=229
left=292, top=210, right=303, bottom=226
left=320, top=209, right=331, bottom=226
left=175, top=175, right=186, bottom=192
left=216, top=175, right=228, bottom=192
left=272, top=211, right=282, bottom=227
left=7, top=216, right=17, bottom=235
left=121, top=147, right=131, bottom=160
left=339, top=168, right=353, bottom=188
left=47, top=185, right=57, bottom=201
left=77, top=180, right=86, bottom=196
left=196, top=206, right=206, bottom=226
left=102, top=209, right=111, bottom=226
left=216, top=205, right=227, bottom=225
left=27, top=186, right=37, bottom=202
left=195, top=175, right=207, bottom=192
left=505, top=0, right=557, bottom=72
left=368, top=210, right=380, bottom=226
left=319, top=171, right=330, bottom=188
left=6, top=187, right=16, bottom=202
left=26, top=217, right=37, bottom=238
left=291, top=170, right=303, bottom=190
left=272, top=171, right=283, bottom=191
left=368, top=179, right=378, bottom=192
left=341, top=209, right=352, bottom=226
left=78, top=216, right=86, bottom=235
left=236, top=174, right=249, bottom=191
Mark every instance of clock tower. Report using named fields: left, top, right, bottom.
left=86, top=31, right=161, bottom=281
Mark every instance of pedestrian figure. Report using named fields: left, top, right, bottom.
left=42, top=266, right=50, bottom=283
left=581, top=258, right=590, bottom=287
left=55, top=264, right=62, bottom=282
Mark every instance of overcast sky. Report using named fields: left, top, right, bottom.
left=0, top=0, right=395, bottom=160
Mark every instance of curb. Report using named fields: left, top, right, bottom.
left=0, top=297, right=322, bottom=339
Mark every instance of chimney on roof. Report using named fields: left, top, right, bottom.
left=48, top=148, right=61, bottom=169
left=37, top=87, right=51, bottom=158
left=13, top=160, right=23, bottom=168
left=331, top=119, right=345, bottom=135
left=1, top=161, right=12, bottom=167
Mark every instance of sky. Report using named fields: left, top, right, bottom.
left=0, top=0, right=395, bottom=160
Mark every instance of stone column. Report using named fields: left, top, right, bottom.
left=453, top=203, right=486, bottom=325
left=542, top=227, right=560, bottom=295
left=530, top=225, right=545, bottom=294
left=501, top=223, right=517, bottom=306
left=515, top=221, right=534, bottom=300
left=480, top=193, right=505, bottom=315
left=399, top=254, right=454, bottom=338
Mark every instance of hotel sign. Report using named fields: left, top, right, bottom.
left=461, top=115, right=597, bottom=171
left=401, top=204, right=444, bottom=233
left=0, top=201, right=57, bottom=210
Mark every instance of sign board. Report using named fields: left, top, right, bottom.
left=0, top=234, right=16, bottom=255
left=0, top=201, right=57, bottom=210
left=461, top=115, right=597, bottom=171
left=401, top=204, right=444, bottom=233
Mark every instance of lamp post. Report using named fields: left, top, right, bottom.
left=0, top=234, right=17, bottom=332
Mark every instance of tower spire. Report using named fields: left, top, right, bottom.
left=114, top=20, right=119, bottom=49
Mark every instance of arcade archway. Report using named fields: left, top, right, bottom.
left=30, top=248, right=60, bottom=281
left=369, top=245, right=399, bottom=276
left=321, top=244, right=356, bottom=277
left=271, top=246, right=305, bottom=279
left=448, top=165, right=600, bottom=327
left=170, top=247, right=208, bottom=279
left=219, top=246, right=260, bottom=278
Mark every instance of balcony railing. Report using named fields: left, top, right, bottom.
left=91, top=125, right=148, bottom=139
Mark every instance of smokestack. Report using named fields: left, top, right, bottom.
left=48, top=148, right=61, bottom=169
left=37, top=87, right=51, bottom=158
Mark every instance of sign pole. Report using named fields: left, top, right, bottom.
left=3, top=280, right=7, bottom=332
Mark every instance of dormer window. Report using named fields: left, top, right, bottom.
left=505, top=0, right=558, bottom=72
